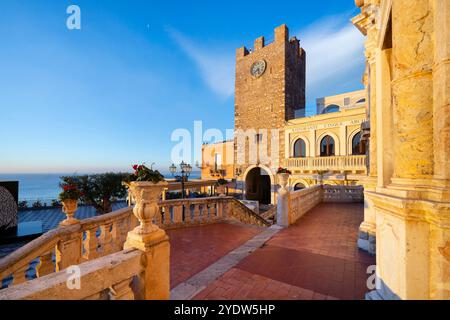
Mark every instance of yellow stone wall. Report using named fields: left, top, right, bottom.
left=201, top=141, right=235, bottom=180
left=353, top=0, right=450, bottom=300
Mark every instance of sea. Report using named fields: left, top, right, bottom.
left=0, top=172, right=201, bottom=203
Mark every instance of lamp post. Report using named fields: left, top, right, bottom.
left=169, top=161, right=192, bottom=199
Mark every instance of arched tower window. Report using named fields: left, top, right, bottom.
left=322, top=104, right=340, bottom=114
left=352, top=132, right=366, bottom=155
left=320, top=135, right=335, bottom=157
left=293, top=139, right=306, bottom=158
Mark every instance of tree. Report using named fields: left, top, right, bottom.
left=60, top=173, right=128, bottom=214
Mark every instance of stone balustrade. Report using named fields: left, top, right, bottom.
left=284, top=155, right=368, bottom=173
left=0, top=229, right=170, bottom=300
left=323, top=185, right=364, bottom=203
left=156, top=197, right=270, bottom=228
left=0, top=207, right=138, bottom=290
left=288, top=186, right=323, bottom=224
left=156, top=197, right=229, bottom=228
left=277, top=184, right=364, bottom=226
left=0, top=196, right=270, bottom=292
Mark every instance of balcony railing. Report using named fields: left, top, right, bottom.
left=0, top=196, right=269, bottom=291
left=284, top=155, right=368, bottom=172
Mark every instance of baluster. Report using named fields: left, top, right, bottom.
left=113, top=218, right=128, bottom=251
left=36, top=251, right=54, bottom=277
left=83, top=227, right=99, bottom=260
left=12, top=264, right=29, bottom=285
left=163, top=206, right=171, bottom=225
left=173, top=204, right=183, bottom=224
left=109, top=278, right=134, bottom=300
left=211, top=202, right=218, bottom=219
left=193, top=204, right=201, bottom=223
left=217, top=202, right=223, bottom=219
left=184, top=203, right=192, bottom=223
left=100, top=223, right=113, bottom=255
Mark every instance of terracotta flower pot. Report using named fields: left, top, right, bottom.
left=60, top=199, right=79, bottom=226
left=128, top=181, right=168, bottom=235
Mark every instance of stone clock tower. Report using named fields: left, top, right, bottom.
left=234, top=24, right=306, bottom=204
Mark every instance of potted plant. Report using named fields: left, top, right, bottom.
left=59, top=183, right=83, bottom=226
left=216, top=178, right=229, bottom=197
left=123, top=164, right=168, bottom=235
left=276, top=167, right=292, bottom=190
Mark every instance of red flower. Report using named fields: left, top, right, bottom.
left=132, top=165, right=138, bottom=170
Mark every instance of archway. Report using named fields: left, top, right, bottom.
left=294, top=183, right=306, bottom=191
left=245, top=167, right=271, bottom=204
left=320, top=135, right=336, bottom=157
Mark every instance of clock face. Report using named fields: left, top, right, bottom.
left=250, top=60, right=267, bottom=78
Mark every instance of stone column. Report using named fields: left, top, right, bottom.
left=430, top=0, right=450, bottom=300
left=124, top=182, right=170, bottom=300
left=124, top=227, right=170, bottom=300
left=391, top=0, right=434, bottom=180
left=276, top=174, right=289, bottom=227
left=433, top=0, right=450, bottom=182
left=354, top=0, right=379, bottom=254
left=370, top=0, right=435, bottom=300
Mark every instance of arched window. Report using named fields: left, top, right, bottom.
left=322, top=104, right=340, bottom=114
left=293, top=139, right=306, bottom=158
left=320, top=135, right=335, bottom=157
left=294, top=183, right=306, bottom=191
left=352, top=132, right=366, bottom=155
left=356, top=98, right=366, bottom=104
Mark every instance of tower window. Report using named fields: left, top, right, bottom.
left=255, top=133, right=263, bottom=143
left=320, top=135, right=335, bottom=157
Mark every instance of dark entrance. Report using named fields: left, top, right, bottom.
left=245, top=167, right=271, bottom=204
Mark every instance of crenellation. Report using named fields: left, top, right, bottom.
left=254, top=36, right=265, bottom=50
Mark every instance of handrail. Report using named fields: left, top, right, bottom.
left=284, top=155, right=367, bottom=171
left=229, top=198, right=271, bottom=227
left=0, top=206, right=135, bottom=289
left=0, top=196, right=272, bottom=291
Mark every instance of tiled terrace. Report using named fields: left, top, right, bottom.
left=168, top=203, right=374, bottom=300
left=168, top=223, right=265, bottom=288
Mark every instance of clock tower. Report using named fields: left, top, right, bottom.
left=234, top=24, right=306, bottom=190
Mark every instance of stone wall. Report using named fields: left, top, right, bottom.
left=234, top=24, right=306, bottom=173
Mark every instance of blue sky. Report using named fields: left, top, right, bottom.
left=0, top=0, right=365, bottom=174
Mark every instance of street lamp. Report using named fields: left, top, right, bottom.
left=169, top=161, right=192, bottom=199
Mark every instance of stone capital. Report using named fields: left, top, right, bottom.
left=124, top=229, right=169, bottom=252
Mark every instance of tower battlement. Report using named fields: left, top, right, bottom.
left=236, top=24, right=304, bottom=59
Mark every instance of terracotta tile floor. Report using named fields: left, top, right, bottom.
left=168, top=222, right=264, bottom=288
left=193, top=203, right=375, bottom=300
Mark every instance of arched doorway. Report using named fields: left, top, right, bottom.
left=294, top=183, right=306, bottom=191
left=245, top=167, right=271, bottom=204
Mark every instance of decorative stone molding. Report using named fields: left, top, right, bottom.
left=60, top=199, right=79, bottom=226
left=127, top=181, right=168, bottom=236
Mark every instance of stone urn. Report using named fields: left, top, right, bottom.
left=128, top=181, right=168, bottom=235
left=216, top=185, right=227, bottom=197
left=277, top=173, right=290, bottom=192
left=60, top=199, right=79, bottom=226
